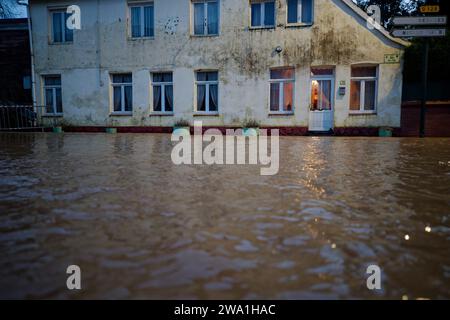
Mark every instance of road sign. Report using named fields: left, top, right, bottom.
left=384, top=54, right=400, bottom=64
left=392, top=28, right=446, bottom=38
left=393, top=16, right=447, bottom=26
left=420, top=5, right=440, bottom=13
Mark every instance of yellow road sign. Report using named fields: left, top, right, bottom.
left=420, top=5, right=440, bottom=13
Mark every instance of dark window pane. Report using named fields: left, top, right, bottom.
left=45, top=89, right=54, bottom=113
left=113, top=87, right=121, bottom=111
left=65, top=12, right=74, bottom=42
left=131, top=7, right=141, bottom=37
left=55, top=88, right=63, bottom=113
left=113, top=74, right=132, bottom=83
left=270, top=83, right=280, bottom=111
left=197, top=84, right=206, bottom=111
left=209, top=84, right=218, bottom=111
left=251, top=3, right=261, bottom=27
left=302, top=0, right=313, bottom=23
left=271, top=68, right=294, bottom=79
left=163, top=73, right=173, bottom=82
left=287, top=0, right=298, bottom=23
left=194, top=3, right=205, bottom=35
left=124, top=85, right=133, bottom=111
left=311, top=68, right=333, bottom=76
left=165, top=85, right=173, bottom=112
left=45, top=76, right=61, bottom=86
left=364, top=80, right=376, bottom=110
left=197, top=72, right=207, bottom=81
left=350, top=81, right=361, bottom=110
left=207, top=1, right=219, bottom=34
left=153, top=85, right=162, bottom=111
left=351, top=66, right=377, bottom=77
left=144, top=6, right=154, bottom=37
left=264, top=1, right=275, bottom=26
left=207, top=72, right=218, bottom=81
left=53, top=12, right=62, bottom=42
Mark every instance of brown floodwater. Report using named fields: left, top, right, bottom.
left=0, top=133, right=449, bottom=299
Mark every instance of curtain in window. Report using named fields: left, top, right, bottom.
left=124, top=86, right=132, bottom=111
left=287, top=0, right=298, bottom=23
left=197, top=84, right=206, bottom=111
left=153, top=85, right=162, bottom=111
left=55, top=88, right=63, bottom=113
left=194, top=3, right=205, bottom=35
left=270, top=83, right=280, bottom=111
left=302, top=0, right=313, bottom=23
left=321, top=80, right=331, bottom=110
left=53, top=12, right=63, bottom=42
left=113, top=87, right=121, bottom=112
left=64, top=12, right=74, bottom=42
left=251, top=3, right=261, bottom=27
left=264, top=2, right=275, bottom=26
left=209, top=84, right=218, bottom=111
left=144, top=6, right=154, bottom=37
left=283, top=82, right=293, bottom=111
left=350, top=81, right=361, bottom=110
left=165, top=85, right=173, bottom=112
left=131, top=7, right=141, bottom=37
left=45, top=89, right=54, bottom=113
left=197, top=72, right=207, bottom=81
left=364, top=81, right=376, bottom=110
left=207, top=2, right=219, bottom=34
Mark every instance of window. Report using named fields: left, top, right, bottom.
left=111, top=74, right=133, bottom=114
left=350, top=66, right=377, bottom=113
left=270, top=68, right=295, bottom=113
left=51, top=10, right=73, bottom=43
left=152, top=73, right=173, bottom=113
left=310, top=68, right=334, bottom=111
left=193, top=0, right=219, bottom=35
left=43, top=75, right=63, bottom=115
left=287, top=0, right=313, bottom=24
left=196, top=71, right=218, bottom=113
left=130, top=3, right=154, bottom=38
left=250, top=1, right=275, bottom=28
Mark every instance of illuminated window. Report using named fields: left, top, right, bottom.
left=350, top=66, right=377, bottom=113
left=270, top=67, right=295, bottom=113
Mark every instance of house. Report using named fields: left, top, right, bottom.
left=28, top=0, right=407, bottom=133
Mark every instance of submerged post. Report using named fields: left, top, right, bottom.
left=419, top=40, right=429, bottom=138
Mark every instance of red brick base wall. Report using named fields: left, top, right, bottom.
left=401, top=101, right=450, bottom=137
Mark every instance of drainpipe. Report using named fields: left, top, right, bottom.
left=18, top=1, right=37, bottom=113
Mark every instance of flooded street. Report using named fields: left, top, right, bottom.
left=0, top=133, right=449, bottom=299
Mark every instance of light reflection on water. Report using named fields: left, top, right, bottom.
left=0, top=133, right=449, bottom=299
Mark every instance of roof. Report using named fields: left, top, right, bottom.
left=340, top=0, right=410, bottom=47
left=0, top=18, right=28, bottom=31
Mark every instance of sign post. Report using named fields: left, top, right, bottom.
left=392, top=6, right=446, bottom=137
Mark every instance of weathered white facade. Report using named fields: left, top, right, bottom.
left=30, top=0, right=407, bottom=130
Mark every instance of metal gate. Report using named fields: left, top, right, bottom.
left=0, top=105, right=45, bottom=131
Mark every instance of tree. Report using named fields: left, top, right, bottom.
left=354, top=0, right=425, bottom=30
left=0, top=0, right=20, bottom=19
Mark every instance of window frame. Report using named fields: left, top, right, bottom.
left=349, top=65, right=378, bottom=114
left=269, top=67, right=295, bottom=115
left=151, top=72, right=174, bottom=115
left=43, top=75, right=63, bottom=116
left=249, top=0, right=276, bottom=29
left=286, top=0, right=314, bottom=26
left=49, top=8, right=73, bottom=44
left=191, top=0, right=220, bottom=36
left=128, top=2, right=155, bottom=39
left=195, top=71, right=219, bottom=115
left=110, top=73, right=133, bottom=115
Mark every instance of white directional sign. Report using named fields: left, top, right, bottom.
left=393, top=16, right=447, bottom=26
left=392, top=28, right=446, bottom=38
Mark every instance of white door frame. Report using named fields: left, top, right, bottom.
left=309, top=74, right=335, bottom=132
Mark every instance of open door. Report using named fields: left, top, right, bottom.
left=309, top=68, right=334, bottom=132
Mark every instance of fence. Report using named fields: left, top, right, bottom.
left=0, top=105, right=46, bottom=131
